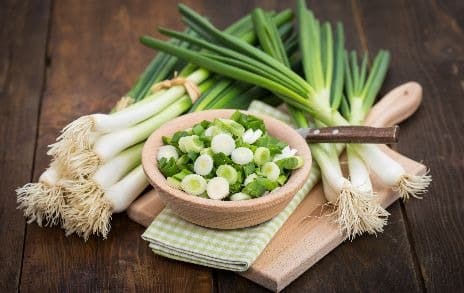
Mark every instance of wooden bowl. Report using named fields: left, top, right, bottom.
left=142, top=109, right=312, bottom=229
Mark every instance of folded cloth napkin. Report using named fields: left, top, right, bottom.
left=142, top=102, right=321, bottom=271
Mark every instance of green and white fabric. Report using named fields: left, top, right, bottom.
left=142, top=101, right=321, bottom=271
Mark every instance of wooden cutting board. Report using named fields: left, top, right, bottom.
left=127, top=82, right=424, bottom=291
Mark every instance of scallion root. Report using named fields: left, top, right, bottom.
left=330, top=184, right=390, bottom=240
left=16, top=175, right=66, bottom=227
left=393, top=170, right=432, bottom=201
left=47, top=116, right=95, bottom=160
left=66, top=150, right=101, bottom=177
left=61, top=179, right=112, bottom=240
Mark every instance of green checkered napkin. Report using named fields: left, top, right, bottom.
left=142, top=101, right=321, bottom=271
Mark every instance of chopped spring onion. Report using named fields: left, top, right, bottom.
left=275, top=156, right=304, bottom=170
left=254, top=146, right=271, bottom=165
left=231, top=147, right=254, bottom=165
left=230, top=192, right=252, bottom=201
left=179, top=135, right=204, bottom=153
left=181, top=174, right=207, bottom=196
left=262, top=162, right=280, bottom=181
left=206, top=177, right=230, bottom=200
left=204, top=125, right=223, bottom=137
left=242, top=128, right=263, bottom=144
left=211, top=133, right=235, bottom=155
left=194, top=154, right=214, bottom=175
left=244, top=173, right=258, bottom=186
left=216, top=118, right=245, bottom=137
left=216, top=165, right=239, bottom=184
left=167, top=177, right=182, bottom=189
left=157, top=145, right=179, bottom=161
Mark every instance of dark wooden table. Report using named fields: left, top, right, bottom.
left=1, top=0, right=463, bottom=291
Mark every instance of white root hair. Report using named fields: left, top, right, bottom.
left=61, top=178, right=112, bottom=240
left=16, top=182, right=65, bottom=227
left=394, top=170, right=432, bottom=201
left=329, top=184, right=390, bottom=240
left=66, top=150, right=101, bottom=178
left=47, top=116, right=95, bottom=166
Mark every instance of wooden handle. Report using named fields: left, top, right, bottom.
left=127, top=82, right=423, bottom=227
left=303, top=126, right=399, bottom=144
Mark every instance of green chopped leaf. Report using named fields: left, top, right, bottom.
left=213, top=152, right=233, bottom=166
left=214, top=118, right=245, bottom=137
left=171, top=131, right=190, bottom=146
left=242, top=180, right=266, bottom=197
left=172, top=169, right=193, bottom=181
left=200, top=120, right=212, bottom=129
left=158, top=157, right=180, bottom=177
left=277, top=174, right=288, bottom=185
left=242, top=162, right=256, bottom=177
left=254, top=134, right=287, bottom=155
left=187, top=151, right=199, bottom=161
left=192, top=124, right=206, bottom=136
left=231, top=110, right=265, bottom=132
left=162, top=136, right=172, bottom=145
left=229, top=181, right=242, bottom=194
left=275, top=156, right=304, bottom=170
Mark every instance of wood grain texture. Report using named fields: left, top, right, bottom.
left=19, top=1, right=212, bottom=292
left=2, top=0, right=461, bottom=292
left=0, top=0, right=51, bottom=291
left=355, top=0, right=464, bottom=290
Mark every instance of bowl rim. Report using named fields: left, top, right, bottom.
left=142, top=109, right=312, bottom=211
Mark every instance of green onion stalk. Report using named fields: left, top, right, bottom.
left=250, top=5, right=385, bottom=239
left=342, top=50, right=431, bottom=201
left=55, top=9, right=295, bottom=240
left=140, top=2, right=431, bottom=219
left=16, top=40, right=185, bottom=228
left=296, top=1, right=390, bottom=238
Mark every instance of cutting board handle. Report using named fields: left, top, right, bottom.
left=364, top=81, right=422, bottom=127
left=127, top=82, right=423, bottom=227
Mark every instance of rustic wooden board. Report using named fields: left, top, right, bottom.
left=0, top=1, right=51, bottom=291
left=355, top=0, right=464, bottom=290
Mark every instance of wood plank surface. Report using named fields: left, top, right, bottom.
left=355, top=0, right=464, bottom=291
left=0, top=1, right=51, bottom=291
left=19, top=1, right=212, bottom=292
left=1, top=0, right=462, bottom=292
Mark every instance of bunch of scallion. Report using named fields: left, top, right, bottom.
left=16, top=7, right=294, bottom=240
left=140, top=1, right=431, bottom=239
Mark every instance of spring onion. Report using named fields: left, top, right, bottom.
left=182, top=174, right=208, bottom=196
left=211, top=133, right=236, bottom=155
left=207, top=177, right=230, bottom=200
left=16, top=163, right=65, bottom=227
left=216, top=165, right=239, bottom=184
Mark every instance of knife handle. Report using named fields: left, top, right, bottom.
left=303, top=126, right=400, bottom=144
